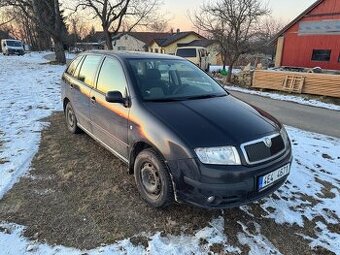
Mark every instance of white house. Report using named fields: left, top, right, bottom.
left=112, top=32, right=171, bottom=52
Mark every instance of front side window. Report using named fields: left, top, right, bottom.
left=78, top=55, right=102, bottom=86
left=66, top=56, right=82, bottom=76
left=311, top=49, right=331, bottom=61
left=128, top=59, right=226, bottom=101
left=176, top=48, right=197, bottom=58
left=96, top=57, right=127, bottom=95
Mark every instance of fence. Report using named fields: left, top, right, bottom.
left=252, top=70, right=340, bottom=98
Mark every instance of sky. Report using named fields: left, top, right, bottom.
left=163, top=0, right=318, bottom=31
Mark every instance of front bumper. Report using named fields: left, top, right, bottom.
left=167, top=148, right=292, bottom=209
left=8, top=49, right=24, bottom=55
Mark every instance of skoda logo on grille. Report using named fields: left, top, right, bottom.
left=264, top=137, right=272, bottom=148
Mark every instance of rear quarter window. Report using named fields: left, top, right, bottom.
left=66, top=56, right=83, bottom=76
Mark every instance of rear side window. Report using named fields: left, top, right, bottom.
left=96, top=57, right=127, bottom=95
left=66, top=56, right=82, bottom=76
left=176, top=48, right=197, bottom=58
left=78, top=55, right=102, bottom=87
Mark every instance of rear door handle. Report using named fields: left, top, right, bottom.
left=70, top=83, right=74, bottom=89
left=91, top=96, right=96, bottom=103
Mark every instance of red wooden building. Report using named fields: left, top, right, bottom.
left=274, top=0, right=340, bottom=70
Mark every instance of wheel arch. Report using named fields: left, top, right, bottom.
left=128, top=141, right=166, bottom=175
left=63, top=97, right=70, bottom=112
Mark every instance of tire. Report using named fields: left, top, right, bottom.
left=134, top=148, right=174, bottom=208
left=64, top=102, right=81, bottom=134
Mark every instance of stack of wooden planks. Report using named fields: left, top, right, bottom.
left=252, top=70, right=340, bottom=98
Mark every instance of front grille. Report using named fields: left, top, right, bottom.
left=242, top=134, right=285, bottom=164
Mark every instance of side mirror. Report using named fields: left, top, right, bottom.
left=105, top=91, right=126, bottom=105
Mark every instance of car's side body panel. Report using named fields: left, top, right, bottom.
left=90, top=88, right=129, bottom=159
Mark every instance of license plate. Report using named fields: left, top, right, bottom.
left=258, top=164, right=290, bottom=190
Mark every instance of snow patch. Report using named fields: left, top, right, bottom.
left=237, top=221, right=282, bottom=255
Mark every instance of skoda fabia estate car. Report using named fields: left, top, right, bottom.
left=61, top=51, right=292, bottom=209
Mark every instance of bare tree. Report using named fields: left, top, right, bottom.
left=74, top=0, right=162, bottom=50
left=68, top=15, right=90, bottom=39
left=2, top=0, right=68, bottom=63
left=2, top=6, right=52, bottom=50
left=148, top=16, right=170, bottom=32
left=0, top=4, right=13, bottom=27
left=255, top=17, right=285, bottom=60
left=193, top=0, right=269, bottom=82
left=0, top=16, right=14, bottom=27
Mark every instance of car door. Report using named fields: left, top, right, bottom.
left=72, top=54, right=103, bottom=132
left=90, top=56, right=130, bottom=161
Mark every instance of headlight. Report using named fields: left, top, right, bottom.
left=280, top=126, right=290, bottom=146
left=194, top=146, right=241, bottom=165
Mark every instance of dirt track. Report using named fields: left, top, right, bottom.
left=0, top=112, right=336, bottom=254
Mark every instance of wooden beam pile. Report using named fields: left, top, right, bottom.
left=252, top=70, right=340, bottom=98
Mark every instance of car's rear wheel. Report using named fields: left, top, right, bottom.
left=134, top=148, right=174, bottom=208
left=65, top=102, right=81, bottom=134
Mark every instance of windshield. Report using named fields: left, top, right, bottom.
left=176, top=48, right=197, bottom=58
left=6, top=40, right=22, bottom=47
left=128, top=59, right=227, bottom=101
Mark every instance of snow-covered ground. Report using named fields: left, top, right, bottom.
left=224, top=84, right=340, bottom=111
left=0, top=53, right=64, bottom=199
left=209, top=65, right=242, bottom=74
left=0, top=53, right=339, bottom=254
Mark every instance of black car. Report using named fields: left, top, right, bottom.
left=61, top=51, right=292, bottom=209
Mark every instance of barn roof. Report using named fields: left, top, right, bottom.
left=271, top=0, right=324, bottom=43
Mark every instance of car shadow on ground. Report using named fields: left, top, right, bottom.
left=0, top=112, right=333, bottom=254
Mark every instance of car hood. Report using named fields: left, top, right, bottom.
left=144, top=95, right=281, bottom=148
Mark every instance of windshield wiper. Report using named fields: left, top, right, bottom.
left=180, top=94, right=226, bottom=100
left=144, top=94, right=226, bottom=102
left=144, top=98, right=184, bottom=102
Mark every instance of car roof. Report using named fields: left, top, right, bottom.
left=82, top=50, right=183, bottom=60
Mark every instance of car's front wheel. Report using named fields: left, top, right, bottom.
left=65, top=102, right=81, bottom=134
left=134, top=149, right=174, bottom=208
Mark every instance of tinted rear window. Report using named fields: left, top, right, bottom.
left=78, top=55, right=102, bottom=86
left=176, top=48, right=197, bottom=58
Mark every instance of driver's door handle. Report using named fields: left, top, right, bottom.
left=90, top=96, right=96, bottom=104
